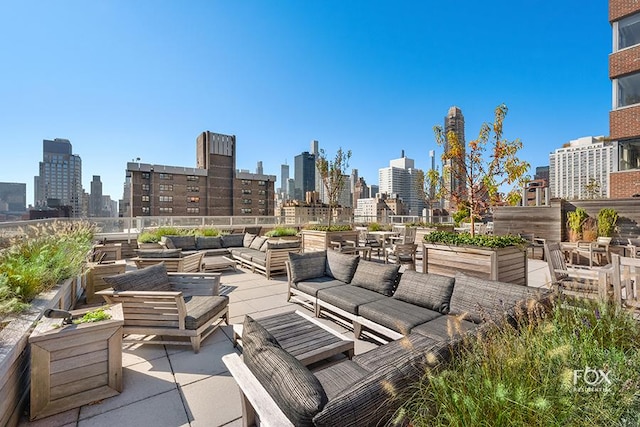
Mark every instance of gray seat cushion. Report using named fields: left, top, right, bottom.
left=251, top=251, right=267, bottom=266
left=200, top=248, right=230, bottom=257
left=357, top=298, right=442, bottom=335
left=294, top=278, right=346, bottom=297
left=353, top=333, right=445, bottom=374
left=313, top=360, right=369, bottom=399
left=267, top=240, right=300, bottom=250
left=222, top=233, right=245, bottom=248
left=317, top=285, right=387, bottom=315
left=242, top=319, right=328, bottom=427
left=136, top=248, right=182, bottom=258
left=393, top=271, right=455, bottom=313
left=410, top=314, right=481, bottom=342
left=103, top=263, right=170, bottom=292
left=288, top=251, right=327, bottom=282
left=450, top=272, right=545, bottom=323
left=162, top=235, right=197, bottom=251
left=184, top=295, right=229, bottom=330
left=325, top=250, right=359, bottom=283
left=195, top=236, right=222, bottom=250
left=350, top=260, right=399, bottom=296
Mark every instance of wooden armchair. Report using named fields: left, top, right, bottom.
left=132, top=251, right=204, bottom=272
left=611, top=254, right=640, bottom=319
left=385, top=243, right=418, bottom=270
left=97, top=264, right=228, bottom=353
left=574, top=237, right=612, bottom=267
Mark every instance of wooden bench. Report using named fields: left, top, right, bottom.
left=233, top=247, right=301, bottom=279
left=132, top=251, right=204, bottom=272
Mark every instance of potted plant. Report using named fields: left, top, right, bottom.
left=566, top=208, right=588, bottom=242
left=597, top=208, right=618, bottom=238
left=422, top=231, right=528, bottom=285
left=264, top=226, right=299, bottom=240
left=581, top=217, right=598, bottom=242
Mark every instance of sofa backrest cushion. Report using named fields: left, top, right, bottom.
left=243, top=316, right=327, bottom=427
left=450, top=272, right=543, bottom=323
left=288, top=251, right=327, bottom=283
left=222, top=233, right=245, bottom=248
left=195, top=236, right=222, bottom=250
left=267, top=240, right=301, bottom=250
left=161, top=235, right=196, bottom=251
left=136, top=248, right=183, bottom=259
left=243, top=233, right=257, bottom=248
left=392, top=271, right=455, bottom=313
left=250, top=236, right=268, bottom=251
left=103, top=263, right=171, bottom=292
left=325, top=250, right=360, bottom=284
left=350, top=260, right=400, bottom=296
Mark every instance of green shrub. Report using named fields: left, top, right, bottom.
left=264, top=227, right=298, bottom=238
left=138, top=227, right=220, bottom=242
left=398, top=298, right=640, bottom=426
left=567, top=208, right=589, bottom=233
left=303, top=224, right=352, bottom=232
left=423, top=231, right=526, bottom=248
left=597, top=208, right=618, bottom=237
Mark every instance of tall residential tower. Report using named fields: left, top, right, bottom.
left=443, top=106, right=466, bottom=210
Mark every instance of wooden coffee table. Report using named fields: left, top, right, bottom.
left=203, top=255, right=237, bottom=272
left=233, top=310, right=354, bottom=366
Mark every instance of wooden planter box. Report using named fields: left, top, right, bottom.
left=300, top=230, right=358, bottom=252
left=28, top=304, right=124, bottom=421
left=92, top=243, right=122, bottom=261
left=422, top=243, right=528, bottom=286
left=85, top=260, right=127, bottom=304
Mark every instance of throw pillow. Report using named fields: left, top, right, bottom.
left=393, top=270, right=455, bottom=313
left=222, top=233, right=245, bottom=248
left=325, top=250, right=359, bottom=283
left=163, top=235, right=196, bottom=251
left=243, top=233, right=257, bottom=248
left=160, top=236, right=176, bottom=249
left=103, top=263, right=171, bottom=292
left=242, top=315, right=280, bottom=348
left=250, top=236, right=267, bottom=251
left=288, top=251, right=327, bottom=283
left=350, top=260, right=400, bottom=296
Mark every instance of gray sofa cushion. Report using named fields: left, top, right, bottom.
left=195, top=236, right=222, bottom=250
left=325, top=250, right=359, bottom=283
left=357, top=298, right=442, bottom=335
left=313, top=360, right=369, bottom=399
left=353, top=333, right=445, bottom=374
left=243, top=319, right=328, bottom=427
left=136, top=248, right=182, bottom=258
left=450, top=272, right=544, bottom=323
left=317, top=285, right=387, bottom=315
left=200, top=248, right=230, bottom=257
left=103, top=263, right=171, bottom=292
left=393, top=271, right=455, bottom=313
left=350, top=260, right=399, bottom=296
left=242, top=315, right=280, bottom=347
left=222, top=233, right=245, bottom=248
left=184, top=295, right=229, bottom=330
left=267, top=240, right=300, bottom=250
left=250, top=236, right=267, bottom=250
left=243, top=233, right=257, bottom=247
left=411, top=314, right=481, bottom=342
left=294, top=278, right=346, bottom=297
left=288, top=251, right=327, bottom=282
left=162, top=235, right=196, bottom=251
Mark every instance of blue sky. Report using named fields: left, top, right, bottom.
left=0, top=1, right=611, bottom=205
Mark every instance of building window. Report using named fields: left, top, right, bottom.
left=186, top=207, right=200, bottom=214
left=241, top=208, right=252, bottom=214
left=142, top=206, right=150, bottom=214
left=242, top=189, right=252, bottom=194
left=259, top=209, right=266, bottom=215
left=258, top=200, right=266, bottom=205
left=159, top=173, right=173, bottom=180
left=242, top=180, right=251, bottom=185
left=142, top=172, right=150, bottom=179
left=159, top=184, right=173, bottom=191
left=159, top=207, right=173, bottom=213
left=258, top=180, right=266, bottom=186
left=187, top=186, right=199, bottom=192
left=188, top=196, right=200, bottom=203
left=618, top=12, right=640, bottom=51
left=186, top=175, right=199, bottom=181
left=141, top=195, right=150, bottom=202
left=258, top=190, right=266, bottom=195
left=243, top=199, right=252, bottom=204
left=619, top=139, right=640, bottom=170
left=159, top=195, right=173, bottom=202
left=616, top=72, right=640, bottom=108
left=142, top=184, right=150, bottom=191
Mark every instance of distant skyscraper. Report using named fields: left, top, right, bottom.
left=280, top=163, right=290, bottom=198
left=443, top=106, right=466, bottom=210
left=89, top=175, right=103, bottom=217
left=294, top=151, right=316, bottom=201
left=378, top=150, right=424, bottom=217
left=0, top=182, right=26, bottom=212
left=310, top=140, right=327, bottom=202
left=35, top=138, right=83, bottom=216
left=256, top=161, right=263, bottom=175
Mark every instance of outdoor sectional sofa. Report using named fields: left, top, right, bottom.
left=224, top=250, right=551, bottom=426
left=158, top=233, right=301, bottom=279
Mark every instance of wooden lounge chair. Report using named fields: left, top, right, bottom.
left=611, top=254, right=640, bottom=319
left=97, top=264, right=228, bottom=353
left=132, top=251, right=204, bottom=272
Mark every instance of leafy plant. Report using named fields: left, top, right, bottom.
left=424, top=231, right=526, bottom=248
left=303, top=224, right=352, bottom=232
left=567, top=208, right=589, bottom=242
left=597, top=208, right=618, bottom=237
left=316, top=147, right=352, bottom=227
left=397, top=298, right=640, bottom=426
left=137, top=231, right=160, bottom=243
left=367, top=222, right=391, bottom=231
left=138, top=227, right=220, bottom=243
left=264, top=227, right=298, bottom=238
left=73, top=308, right=112, bottom=324
left=582, top=217, right=598, bottom=242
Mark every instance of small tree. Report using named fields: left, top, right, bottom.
left=316, top=147, right=352, bottom=227
left=432, top=104, right=529, bottom=236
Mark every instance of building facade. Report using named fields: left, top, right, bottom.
left=34, top=138, right=83, bottom=217
left=443, top=106, right=466, bottom=210
left=294, top=151, right=315, bottom=201
left=378, top=151, right=424, bottom=217
left=89, top=175, right=103, bottom=217
left=0, top=182, right=26, bottom=213
left=126, top=131, right=275, bottom=217
left=549, top=136, right=614, bottom=199
left=610, top=1, right=640, bottom=197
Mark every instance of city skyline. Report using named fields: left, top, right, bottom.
left=0, top=1, right=610, bottom=205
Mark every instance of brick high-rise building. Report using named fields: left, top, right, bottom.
left=443, top=106, right=467, bottom=209
left=610, top=1, right=640, bottom=197
left=126, top=131, right=275, bottom=217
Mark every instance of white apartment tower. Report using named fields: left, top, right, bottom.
left=378, top=150, right=424, bottom=217
left=549, top=136, right=614, bottom=199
